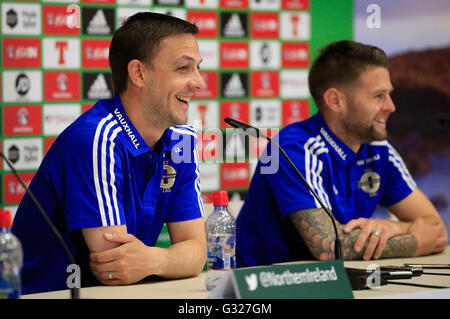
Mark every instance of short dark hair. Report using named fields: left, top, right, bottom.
left=308, top=40, right=389, bottom=108
left=109, top=12, right=199, bottom=95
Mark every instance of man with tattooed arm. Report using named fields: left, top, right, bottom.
left=236, top=40, right=448, bottom=267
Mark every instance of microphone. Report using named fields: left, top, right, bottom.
left=224, top=117, right=343, bottom=260
left=0, top=152, right=80, bottom=299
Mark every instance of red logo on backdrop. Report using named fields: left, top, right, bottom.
left=282, top=100, right=310, bottom=125
left=250, top=12, right=279, bottom=38
left=221, top=163, right=249, bottom=189
left=220, top=0, right=248, bottom=9
left=197, top=131, right=222, bottom=161
left=250, top=71, right=279, bottom=98
left=220, top=101, right=249, bottom=129
left=43, top=5, right=80, bottom=35
left=3, top=172, right=35, bottom=204
left=3, top=38, right=41, bottom=68
left=282, top=43, right=309, bottom=68
left=187, top=11, right=218, bottom=38
left=3, top=105, right=42, bottom=136
left=220, top=42, right=249, bottom=68
left=44, top=71, right=80, bottom=101
left=193, top=71, right=218, bottom=99
left=282, top=0, right=309, bottom=10
left=82, top=39, right=110, bottom=68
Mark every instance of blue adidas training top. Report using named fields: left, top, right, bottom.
left=12, top=94, right=204, bottom=294
left=236, top=112, right=416, bottom=267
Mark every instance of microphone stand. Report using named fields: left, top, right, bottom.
left=224, top=118, right=343, bottom=260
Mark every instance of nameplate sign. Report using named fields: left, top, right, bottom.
left=208, top=260, right=354, bottom=299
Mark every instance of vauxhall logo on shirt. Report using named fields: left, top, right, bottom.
left=113, top=108, right=141, bottom=149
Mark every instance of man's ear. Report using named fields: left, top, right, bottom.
left=322, top=87, right=347, bottom=113
left=127, top=59, right=146, bottom=89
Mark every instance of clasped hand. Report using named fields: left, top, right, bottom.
left=343, top=217, right=404, bottom=260
left=89, top=233, right=160, bottom=285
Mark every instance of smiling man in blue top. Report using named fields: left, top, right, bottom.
left=236, top=40, right=448, bottom=267
left=12, top=12, right=207, bottom=294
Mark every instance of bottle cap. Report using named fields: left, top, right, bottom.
left=0, top=209, right=12, bottom=228
left=213, top=190, right=228, bottom=206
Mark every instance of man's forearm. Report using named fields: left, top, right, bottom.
left=156, top=239, right=206, bottom=279
left=290, top=209, right=418, bottom=260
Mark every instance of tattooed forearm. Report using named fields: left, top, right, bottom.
left=289, top=209, right=418, bottom=260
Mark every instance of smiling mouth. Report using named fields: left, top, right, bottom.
left=176, top=95, right=191, bottom=104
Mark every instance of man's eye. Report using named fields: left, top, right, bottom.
left=178, top=65, right=189, bottom=71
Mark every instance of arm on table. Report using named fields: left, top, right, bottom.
left=290, top=189, right=448, bottom=261
left=82, top=217, right=206, bottom=286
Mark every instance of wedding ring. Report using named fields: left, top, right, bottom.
left=371, top=231, right=381, bottom=238
left=108, top=272, right=113, bottom=280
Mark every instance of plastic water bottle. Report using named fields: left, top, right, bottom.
left=0, top=209, right=23, bottom=299
left=205, top=190, right=236, bottom=291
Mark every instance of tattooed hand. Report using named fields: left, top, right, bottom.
left=289, top=208, right=418, bottom=261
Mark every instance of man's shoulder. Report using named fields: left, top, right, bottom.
left=278, top=116, right=319, bottom=147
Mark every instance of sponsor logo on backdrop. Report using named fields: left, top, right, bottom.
left=250, top=71, right=279, bottom=98
left=250, top=12, right=279, bottom=38
left=83, top=72, right=113, bottom=100
left=82, top=39, right=110, bottom=68
left=2, top=3, right=41, bottom=35
left=188, top=100, right=219, bottom=128
left=3, top=172, right=35, bottom=204
left=44, top=71, right=80, bottom=101
left=282, top=100, right=309, bottom=125
left=282, top=0, right=309, bottom=10
left=250, top=99, right=281, bottom=128
left=282, top=42, right=309, bottom=68
left=43, top=38, right=81, bottom=69
left=199, top=163, right=220, bottom=191
left=250, top=40, right=280, bottom=69
left=280, top=12, right=310, bottom=40
left=43, top=4, right=80, bottom=35
left=220, top=42, right=249, bottom=68
left=221, top=163, right=249, bottom=189
left=3, top=71, right=42, bottom=103
left=197, top=40, right=219, bottom=69
left=3, top=138, right=42, bottom=171
left=197, top=131, right=222, bottom=161
left=224, top=131, right=246, bottom=159
left=220, top=101, right=249, bottom=128
left=3, top=105, right=42, bottom=136
left=82, top=7, right=114, bottom=35
left=43, top=104, right=81, bottom=136
left=221, top=12, right=247, bottom=38
left=193, top=71, right=218, bottom=99
left=187, top=10, right=218, bottom=38
left=220, top=0, right=248, bottom=9
left=221, top=72, right=248, bottom=98
left=250, top=0, right=280, bottom=10
left=3, top=38, right=41, bottom=68
left=280, top=70, right=309, bottom=98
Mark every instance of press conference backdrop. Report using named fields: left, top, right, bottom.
left=0, top=0, right=352, bottom=218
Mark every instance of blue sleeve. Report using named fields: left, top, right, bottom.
left=379, top=142, right=416, bottom=207
left=165, top=127, right=205, bottom=222
left=263, top=133, right=330, bottom=219
left=50, top=119, right=126, bottom=231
